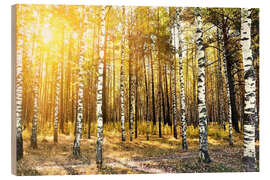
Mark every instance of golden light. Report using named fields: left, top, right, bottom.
left=72, top=32, right=78, bottom=39
left=42, top=23, right=52, bottom=44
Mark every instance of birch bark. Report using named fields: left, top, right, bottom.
left=175, top=8, right=188, bottom=150
left=96, top=6, right=106, bottom=168
left=195, top=7, right=211, bottom=163
left=241, top=8, right=256, bottom=172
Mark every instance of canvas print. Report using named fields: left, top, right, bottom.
left=12, top=4, right=259, bottom=175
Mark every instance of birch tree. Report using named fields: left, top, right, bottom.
left=128, top=7, right=136, bottom=141
left=195, top=7, right=211, bottom=163
left=120, top=6, right=126, bottom=142
left=241, top=8, right=256, bottom=172
left=16, top=4, right=24, bottom=160
left=53, top=62, right=61, bottom=143
left=30, top=11, right=40, bottom=149
left=73, top=6, right=88, bottom=157
left=96, top=5, right=106, bottom=168
left=175, top=8, right=188, bottom=150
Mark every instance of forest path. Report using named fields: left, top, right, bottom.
left=105, top=152, right=193, bottom=173
left=30, top=152, right=193, bottom=174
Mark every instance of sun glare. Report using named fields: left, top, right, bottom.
left=42, top=23, right=52, bottom=44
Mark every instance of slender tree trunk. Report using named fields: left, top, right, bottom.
left=241, top=8, right=256, bottom=172
left=30, top=47, right=39, bottom=149
left=120, top=6, right=126, bottom=142
left=16, top=5, right=24, bottom=160
left=171, top=25, right=178, bottom=139
left=129, top=56, right=136, bottom=141
left=157, top=8, right=162, bottom=138
left=216, top=25, right=226, bottom=130
left=102, top=15, right=109, bottom=124
left=220, top=30, right=233, bottom=146
left=88, top=22, right=96, bottom=139
left=128, top=8, right=136, bottom=141
left=73, top=7, right=88, bottom=157
left=135, top=49, right=139, bottom=139
left=195, top=7, right=211, bottom=163
left=143, top=54, right=150, bottom=140
left=164, top=65, right=171, bottom=126
left=53, top=62, right=61, bottom=143
left=147, top=10, right=156, bottom=132
left=176, top=8, right=188, bottom=150
left=191, top=45, right=198, bottom=128
left=96, top=6, right=106, bottom=168
left=30, top=12, right=41, bottom=149
left=221, top=18, right=240, bottom=133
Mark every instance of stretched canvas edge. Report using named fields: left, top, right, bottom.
left=11, top=4, right=17, bottom=175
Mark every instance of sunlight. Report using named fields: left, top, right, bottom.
left=14, top=4, right=259, bottom=175
left=72, top=32, right=78, bottom=39
left=42, top=23, right=52, bottom=44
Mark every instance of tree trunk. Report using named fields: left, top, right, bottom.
left=128, top=8, right=136, bottom=142
left=164, top=65, right=171, bottom=126
left=16, top=6, right=24, bottom=160
left=120, top=6, right=126, bottom=142
left=53, top=62, right=60, bottom=143
left=157, top=8, right=162, bottom=138
left=195, top=7, right=211, bottom=163
left=30, top=46, right=39, bottom=149
left=102, top=15, right=109, bottom=124
left=221, top=29, right=233, bottom=146
left=143, top=53, right=150, bottom=140
left=96, top=6, right=106, bottom=168
left=175, top=8, right=188, bottom=150
left=216, top=25, right=226, bottom=130
left=241, top=8, right=256, bottom=172
left=73, top=7, right=88, bottom=157
left=147, top=11, right=156, bottom=132
left=171, top=26, right=177, bottom=139
left=221, top=18, right=240, bottom=133
left=135, top=49, right=139, bottom=139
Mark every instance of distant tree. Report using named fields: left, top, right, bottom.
left=73, top=6, right=88, bottom=157
left=53, top=62, right=61, bottom=143
left=30, top=12, right=40, bottom=149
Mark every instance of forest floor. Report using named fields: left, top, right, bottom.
left=17, top=127, right=260, bottom=175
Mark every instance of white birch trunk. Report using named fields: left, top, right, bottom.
left=128, top=7, right=136, bottom=141
left=175, top=8, right=188, bottom=150
left=120, top=6, right=126, bottom=142
left=195, top=7, right=211, bottom=163
left=73, top=7, right=88, bottom=157
left=96, top=6, right=106, bottom=168
left=171, top=24, right=177, bottom=139
left=16, top=4, right=24, bottom=160
left=54, top=62, right=61, bottom=143
left=241, top=8, right=256, bottom=172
